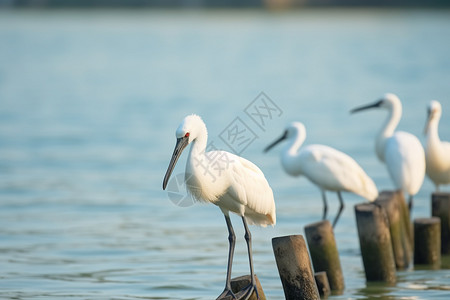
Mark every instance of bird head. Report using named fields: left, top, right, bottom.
left=163, top=114, right=206, bottom=190
left=424, top=100, right=442, bottom=135
left=350, top=93, right=401, bottom=113
left=264, top=122, right=305, bottom=153
left=175, top=114, right=205, bottom=142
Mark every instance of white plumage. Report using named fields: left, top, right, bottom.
left=351, top=93, right=426, bottom=211
left=265, top=121, right=378, bottom=227
left=163, top=114, right=274, bottom=300
left=424, top=100, right=450, bottom=191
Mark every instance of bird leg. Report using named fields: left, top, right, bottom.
left=408, top=195, right=413, bottom=213
left=321, top=190, right=328, bottom=220
left=240, top=216, right=260, bottom=300
left=332, top=192, right=345, bottom=228
left=217, top=215, right=237, bottom=300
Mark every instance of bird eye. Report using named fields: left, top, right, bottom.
left=185, top=132, right=190, bottom=137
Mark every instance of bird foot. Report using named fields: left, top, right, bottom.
left=216, top=288, right=237, bottom=300
left=236, top=283, right=260, bottom=300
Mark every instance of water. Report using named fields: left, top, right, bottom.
left=1, top=8, right=450, bottom=299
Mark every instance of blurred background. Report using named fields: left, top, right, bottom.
left=0, top=1, right=449, bottom=299
left=2, top=0, right=450, bottom=7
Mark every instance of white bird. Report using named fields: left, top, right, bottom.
left=264, top=121, right=378, bottom=228
left=424, top=100, right=450, bottom=190
left=351, top=93, right=426, bottom=211
left=163, top=114, right=275, bottom=300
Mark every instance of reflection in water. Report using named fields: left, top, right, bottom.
left=356, top=281, right=398, bottom=300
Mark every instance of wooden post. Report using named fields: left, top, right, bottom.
left=304, top=220, right=344, bottom=292
left=375, top=191, right=412, bottom=269
left=314, top=271, right=330, bottom=298
left=272, top=235, right=320, bottom=300
left=395, top=190, right=413, bottom=247
left=354, top=203, right=396, bottom=283
left=432, top=192, right=450, bottom=254
left=229, top=275, right=266, bottom=300
left=414, top=217, right=441, bottom=268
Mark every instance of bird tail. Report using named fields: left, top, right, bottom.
left=365, top=179, right=379, bottom=202
left=245, top=211, right=276, bottom=227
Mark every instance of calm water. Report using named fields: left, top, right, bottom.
left=1, top=9, right=450, bottom=300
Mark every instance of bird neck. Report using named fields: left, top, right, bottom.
left=376, top=102, right=401, bottom=162
left=281, top=130, right=305, bottom=176
left=189, top=137, right=207, bottom=158
left=186, top=124, right=209, bottom=180
left=426, top=116, right=441, bottom=149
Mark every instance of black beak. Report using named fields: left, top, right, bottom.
left=350, top=100, right=383, bottom=114
left=163, top=136, right=189, bottom=190
left=264, top=130, right=288, bottom=153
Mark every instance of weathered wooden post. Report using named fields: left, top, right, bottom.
left=272, top=235, right=320, bottom=300
left=431, top=192, right=450, bottom=254
left=414, top=217, right=441, bottom=268
left=229, top=275, right=266, bottom=300
left=314, top=271, right=331, bottom=298
left=375, top=191, right=412, bottom=269
left=304, top=220, right=345, bottom=292
left=354, top=203, right=396, bottom=283
left=395, top=190, right=413, bottom=245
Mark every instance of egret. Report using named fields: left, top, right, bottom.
left=424, top=100, right=450, bottom=190
left=163, top=114, right=275, bottom=300
left=264, top=122, right=378, bottom=228
left=350, top=93, right=426, bottom=211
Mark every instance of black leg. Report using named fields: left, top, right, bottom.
left=321, top=190, right=328, bottom=220
left=408, top=195, right=413, bottom=213
left=332, top=191, right=345, bottom=228
left=216, top=214, right=237, bottom=300
left=241, top=216, right=260, bottom=300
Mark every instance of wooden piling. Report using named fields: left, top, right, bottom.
left=304, top=220, right=344, bottom=292
left=314, top=271, right=330, bottom=298
left=431, top=192, right=450, bottom=254
left=395, top=190, right=413, bottom=246
left=272, top=235, right=320, bottom=300
left=414, top=217, right=441, bottom=268
left=374, top=191, right=412, bottom=269
left=229, top=274, right=266, bottom=300
left=354, top=203, right=396, bottom=283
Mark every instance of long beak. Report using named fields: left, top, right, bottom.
left=264, top=131, right=287, bottom=153
left=424, top=108, right=432, bottom=135
left=350, top=100, right=383, bottom=114
left=163, top=136, right=189, bottom=190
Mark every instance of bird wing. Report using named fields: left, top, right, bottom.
left=442, top=141, right=450, bottom=169
left=441, top=141, right=450, bottom=181
left=301, top=145, right=378, bottom=200
left=426, top=140, right=450, bottom=186
left=225, top=154, right=276, bottom=226
left=384, top=131, right=425, bottom=195
left=431, top=141, right=450, bottom=169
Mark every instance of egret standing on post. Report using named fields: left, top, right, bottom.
left=264, top=121, right=378, bottom=228
left=350, top=93, right=426, bottom=211
left=424, top=100, right=450, bottom=191
left=163, top=114, right=275, bottom=300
